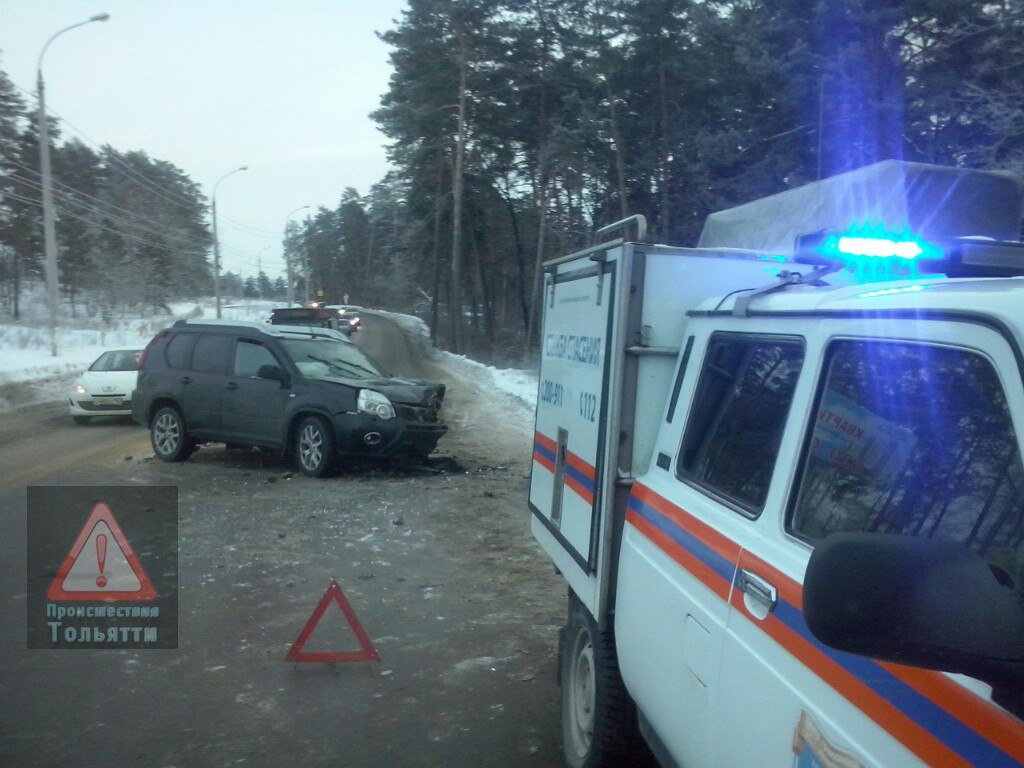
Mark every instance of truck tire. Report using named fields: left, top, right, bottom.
left=560, top=595, right=645, bottom=768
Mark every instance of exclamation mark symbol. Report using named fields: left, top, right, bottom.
left=95, top=534, right=108, bottom=588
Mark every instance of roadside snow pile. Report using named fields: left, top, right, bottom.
left=442, top=352, right=538, bottom=409
left=373, top=308, right=538, bottom=409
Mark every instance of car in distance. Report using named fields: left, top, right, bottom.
left=130, top=320, right=446, bottom=476
left=69, top=349, right=142, bottom=424
left=327, top=305, right=362, bottom=332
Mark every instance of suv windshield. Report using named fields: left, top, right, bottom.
left=280, top=338, right=387, bottom=380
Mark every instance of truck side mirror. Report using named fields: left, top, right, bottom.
left=803, top=533, right=1024, bottom=716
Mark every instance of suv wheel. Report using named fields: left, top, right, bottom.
left=151, top=406, right=195, bottom=462
left=296, top=416, right=336, bottom=477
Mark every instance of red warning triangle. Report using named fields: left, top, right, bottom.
left=46, top=501, right=157, bottom=601
left=285, top=580, right=380, bottom=663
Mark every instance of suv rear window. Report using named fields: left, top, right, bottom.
left=790, top=340, right=1023, bottom=601
left=164, top=333, right=194, bottom=369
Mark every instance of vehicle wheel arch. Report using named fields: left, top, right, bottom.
left=284, top=408, right=337, bottom=455
left=148, top=396, right=184, bottom=428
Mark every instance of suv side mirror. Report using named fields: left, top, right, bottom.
left=804, top=533, right=1024, bottom=715
left=258, top=364, right=289, bottom=384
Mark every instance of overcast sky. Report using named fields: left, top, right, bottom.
left=0, top=1, right=408, bottom=280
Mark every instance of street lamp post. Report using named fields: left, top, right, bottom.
left=211, top=166, right=248, bottom=318
left=283, top=205, right=309, bottom=307
left=37, top=12, right=110, bottom=357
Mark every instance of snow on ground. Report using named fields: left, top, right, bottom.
left=0, top=299, right=538, bottom=413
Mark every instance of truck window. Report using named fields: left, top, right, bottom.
left=677, top=334, right=804, bottom=514
left=790, top=340, right=1024, bottom=604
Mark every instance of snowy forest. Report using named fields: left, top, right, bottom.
left=2, top=0, right=1022, bottom=357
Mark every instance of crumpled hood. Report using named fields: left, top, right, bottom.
left=319, top=375, right=445, bottom=407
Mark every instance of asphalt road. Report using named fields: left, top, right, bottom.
left=0, top=313, right=566, bottom=768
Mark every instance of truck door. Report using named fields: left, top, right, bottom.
left=530, top=245, right=619, bottom=616
left=713, top=319, right=1024, bottom=768
left=617, top=328, right=807, bottom=767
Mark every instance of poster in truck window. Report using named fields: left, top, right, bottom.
left=530, top=269, right=612, bottom=570
left=809, top=388, right=918, bottom=485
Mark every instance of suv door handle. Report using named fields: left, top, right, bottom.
left=226, top=382, right=238, bottom=391
left=736, top=569, right=778, bottom=613
left=180, top=376, right=192, bottom=385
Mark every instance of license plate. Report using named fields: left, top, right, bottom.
left=94, top=397, right=124, bottom=406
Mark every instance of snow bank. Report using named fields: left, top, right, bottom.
left=372, top=309, right=538, bottom=409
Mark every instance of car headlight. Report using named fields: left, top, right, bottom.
left=357, top=389, right=395, bottom=420
left=75, top=384, right=87, bottom=395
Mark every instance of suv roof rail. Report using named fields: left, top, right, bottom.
left=175, top=318, right=273, bottom=332
left=173, top=318, right=352, bottom=343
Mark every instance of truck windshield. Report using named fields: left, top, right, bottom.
left=280, top=338, right=387, bottom=381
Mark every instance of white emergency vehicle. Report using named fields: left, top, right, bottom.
left=529, top=160, right=1024, bottom=768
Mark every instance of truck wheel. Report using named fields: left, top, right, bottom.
left=561, top=597, right=643, bottom=768
left=295, top=416, right=336, bottom=477
left=150, top=406, right=196, bottom=462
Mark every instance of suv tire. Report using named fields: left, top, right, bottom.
left=296, top=416, right=336, bottom=477
left=151, top=406, right=196, bottom=462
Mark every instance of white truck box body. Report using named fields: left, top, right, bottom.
left=528, top=241, right=850, bottom=620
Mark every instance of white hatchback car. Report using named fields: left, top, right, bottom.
left=69, top=349, right=142, bottom=424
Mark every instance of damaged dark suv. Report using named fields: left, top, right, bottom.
left=131, top=320, right=446, bottom=477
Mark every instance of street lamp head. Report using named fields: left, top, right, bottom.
left=239, top=165, right=249, bottom=171
left=90, top=13, right=111, bottom=22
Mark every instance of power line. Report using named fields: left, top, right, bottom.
left=6, top=75, right=282, bottom=239
left=6, top=166, right=261, bottom=261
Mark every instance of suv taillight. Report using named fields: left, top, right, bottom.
left=138, top=330, right=168, bottom=368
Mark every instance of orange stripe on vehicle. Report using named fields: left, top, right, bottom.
left=626, top=509, right=733, bottom=602
left=632, top=483, right=742, bottom=566
left=534, top=431, right=556, bottom=452
left=629, top=483, right=1024, bottom=768
left=564, top=450, right=595, bottom=479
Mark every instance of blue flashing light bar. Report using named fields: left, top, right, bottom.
left=816, top=224, right=940, bottom=262
left=835, top=236, right=922, bottom=259
left=794, top=225, right=1024, bottom=278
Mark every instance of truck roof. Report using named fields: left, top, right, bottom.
left=697, top=160, right=1024, bottom=256
left=707, top=275, right=1024, bottom=331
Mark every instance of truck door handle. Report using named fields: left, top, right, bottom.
left=736, top=569, right=778, bottom=613
left=180, top=376, right=192, bottom=385
left=226, top=382, right=238, bottom=391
